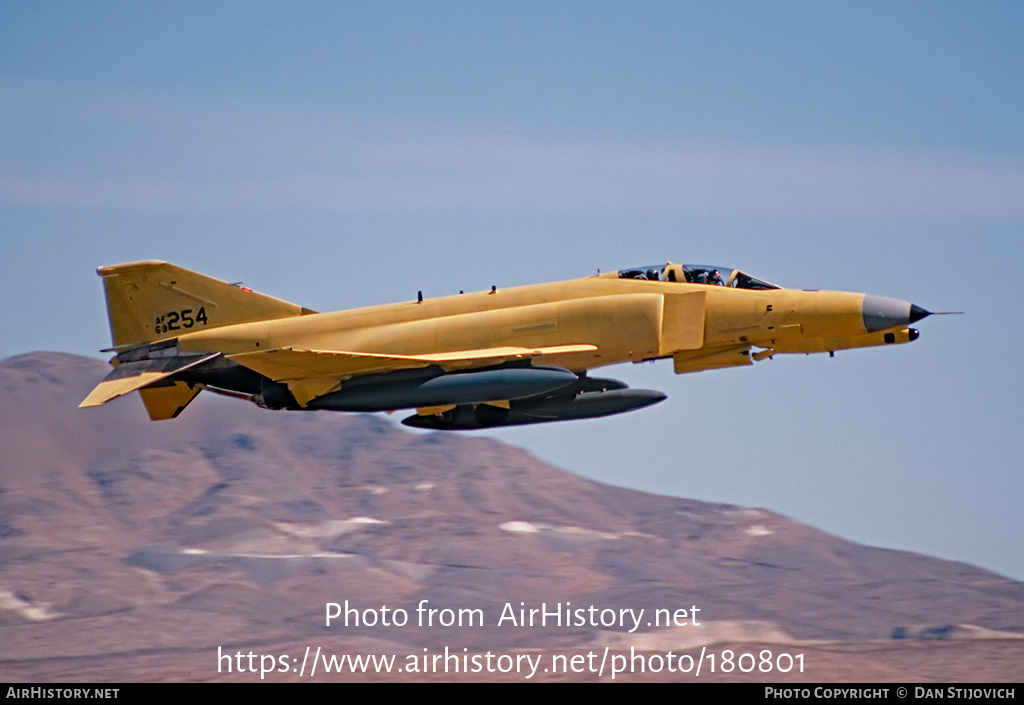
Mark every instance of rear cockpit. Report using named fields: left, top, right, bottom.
left=612, top=262, right=779, bottom=290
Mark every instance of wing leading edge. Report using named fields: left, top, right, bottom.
left=227, top=344, right=598, bottom=406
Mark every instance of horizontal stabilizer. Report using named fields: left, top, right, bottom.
left=227, top=344, right=598, bottom=382
left=78, top=354, right=219, bottom=408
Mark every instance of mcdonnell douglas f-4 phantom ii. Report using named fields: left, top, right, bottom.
left=80, top=260, right=935, bottom=429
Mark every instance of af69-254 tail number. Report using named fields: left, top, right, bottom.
left=155, top=307, right=208, bottom=334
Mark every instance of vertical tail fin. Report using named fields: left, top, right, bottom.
left=97, top=260, right=316, bottom=349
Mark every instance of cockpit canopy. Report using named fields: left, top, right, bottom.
left=616, top=263, right=779, bottom=290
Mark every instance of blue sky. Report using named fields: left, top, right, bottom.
left=2, top=1, right=1022, bottom=579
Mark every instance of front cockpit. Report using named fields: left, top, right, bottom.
left=613, top=262, right=780, bottom=290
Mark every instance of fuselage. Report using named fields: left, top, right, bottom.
left=176, top=271, right=918, bottom=375
left=81, top=259, right=931, bottom=426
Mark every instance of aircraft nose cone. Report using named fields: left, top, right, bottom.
left=862, top=294, right=929, bottom=332
left=908, top=304, right=932, bottom=324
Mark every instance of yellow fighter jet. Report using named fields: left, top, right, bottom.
left=80, top=260, right=934, bottom=429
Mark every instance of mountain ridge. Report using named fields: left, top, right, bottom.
left=1, top=351, right=1021, bottom=681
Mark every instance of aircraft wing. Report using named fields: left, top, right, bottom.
left=227, top=344, right=597, bottom=380
left=226, top=344, right=598, bottom=406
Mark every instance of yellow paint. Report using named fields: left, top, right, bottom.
left=81, top=260, right=927, bottom=418
left=79, top=371, right=173, bottom=407
left=139, top=383, right=202, bottom=421
left=96, top=260, right=313, bottom=349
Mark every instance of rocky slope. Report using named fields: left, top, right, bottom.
left=1, top=352, right=1020, bottom=681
